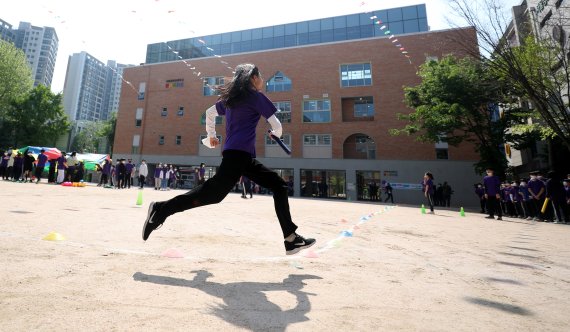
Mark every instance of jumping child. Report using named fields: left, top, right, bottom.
left=142, top=63, right=315, bottom=255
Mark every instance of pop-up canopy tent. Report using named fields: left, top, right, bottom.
left=17, top=146, right=109, bottom=171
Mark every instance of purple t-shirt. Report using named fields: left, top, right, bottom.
left=37, top=153, right=48, bottom=168
left=423, top=179, right=434, bottom=195
left=57, top=156, right=66, bottom=169
left=483, top=175, right=501, bottom=196
left=528, top=178, right=545, bottom=198
left=215, top=91, right=277, bottom=158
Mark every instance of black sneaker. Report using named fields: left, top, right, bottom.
left=142, top=202, right=165, bottom=241
left=284, top=234, right=316, bottom=255
left=496, top=217, right=502, bottom=221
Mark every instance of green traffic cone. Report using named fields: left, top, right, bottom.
left=460, top=207, right=465, bottom=217
left=421, top=204, right=426, bottom=214
left=136, top=190, right=143, bottom=206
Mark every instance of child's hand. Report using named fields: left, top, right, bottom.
left=209, top=137, right=220, bottom=147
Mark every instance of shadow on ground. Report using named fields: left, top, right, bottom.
left=133, top=270, right=322, bottom=331
left=464, top=297, right=533, bottom=316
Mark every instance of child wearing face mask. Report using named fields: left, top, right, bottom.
left=518, top=180, right=532, bottom=219
left=528, top=171, right=546, bottom=221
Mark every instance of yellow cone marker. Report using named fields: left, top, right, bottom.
left=43, top=232, right=66, bottom=241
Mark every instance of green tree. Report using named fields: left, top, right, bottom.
left=0, top=40, right=33, bottom=147
left=390, top=56, right=530, bottom=177
left=8, top=85, right=70, bottom=147
left=100, top=112, right=117, bottom=154
left=450, top=0, right=570, bottom=159
left=70, top=121, right=104, bottom=153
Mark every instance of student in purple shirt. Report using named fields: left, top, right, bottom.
left=518, top=180, right=532, bottom=219
left=125, top=159, right=135, bottom=189
left=422, top=172, right=435, bottom=214
left=483, top=167, right=502, bottom=220
left=12, top=152, right=23, bottom=181
left=56, top=153, right=67, bottom=184
left=35, top=149, right=48, bottom=184
left=528, top=171, right=546, bottom=221
left=143, top=63, right=315, bottom=255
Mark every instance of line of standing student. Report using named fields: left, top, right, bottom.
left=479, top=168, right=570, bottom=223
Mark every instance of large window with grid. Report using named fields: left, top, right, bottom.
left=340, top=63, right=372, bottom=87
left=302, top=99, right=331, bottom=123
left=303, top=134, right=331, bottom=146
left=203, top=76, right=224, bottom=96
left=272, top=101, right=291, bottom=123
left=354, top=97, right=374, bottom=117
left=266, top=71, right=292, bottom=92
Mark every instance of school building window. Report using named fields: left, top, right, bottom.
left=340, top=63, right=372, bottom=87
left=176, top=135, right=182, bottom=145
left=266, top=71, right=292, bottom=92
left=435, top=140, right=448, bottom=159
left=436, top=148, right=449, bottom=160
left=354, top=97, right=374, bottom=117
left=303, top=134, right=331, bottom=145
left=159, top=135, right=165, bottom=145
left=273, top=101, right=291, bottom=123
left=132, top=135, right=140, bottom=154
left=138, top=82, right=146, bottom=100
left=300, top=169, right=346, bottom=199
left=200, top=113, right=223, bottom=125
left=203, top=76, right=224, bottom=96
left=135, top=107, right=143, bottom=127
left=302, top=99, right=331, bottom=123
left=161, top=107, right=167, bottom=117
left=177, top=106, right=184, bottom=116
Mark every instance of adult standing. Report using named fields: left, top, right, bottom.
left=483, top=167, right=502, bottom=221
left=138, top=160, right=148, bottom=189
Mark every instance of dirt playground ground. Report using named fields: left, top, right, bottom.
left=0, top=181, right=569, bottom=331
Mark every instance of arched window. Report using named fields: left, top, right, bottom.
left=266, top=71, right=292, bottom=92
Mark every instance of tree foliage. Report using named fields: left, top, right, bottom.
left=0, top=40, right=33, bottom=118
left=450, top=0, right=570, bottom=151
left=7, top=85, right=70, bottom=147
left=391, top=55, right=531, bottom=176
left=70, top=121, right=104, bottom=153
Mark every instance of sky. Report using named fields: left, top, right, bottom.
left=2, top=0, right=521, bottom=93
